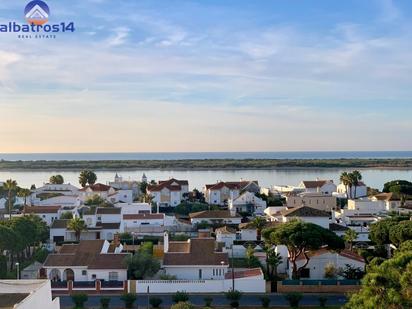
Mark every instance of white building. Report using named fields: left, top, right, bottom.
left=215, top=226, right=237, bottom=248
left=299, top=180, right=337, bottom=195
left=189, top=210, right=242, bottom=225
left=228, top=191, right=267, bottom=215
left=286, top=192, right=337, bottom=211
left=204, top=181, right=260, bottom=206
left=163, top=232, right=229, bottom=280
left=147, top=178, right=189, bottom=207
left=0, top=280, right=60, bottom=309
left=23, top=206, right=62, bottom=226
left=337, top=181, right=367, bottom=199
left=280, top=206, right=330, bottom=229
left=289, top=248, right=365, bottom=279
left=347, top=199, right=386, bottom=214
left=122, top=213, right=166, bottom=228
left=115, top=202, right=151, bottom=214
left=43, top=239, right=129, bottom=282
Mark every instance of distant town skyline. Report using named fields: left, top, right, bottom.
left=1, top=0, right=412, bottom=152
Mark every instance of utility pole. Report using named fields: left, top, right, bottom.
left=231, top=245, right=235, bottom=290
left=147, top=286, right=150, bottom=309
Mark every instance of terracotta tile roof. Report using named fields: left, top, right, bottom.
left=215, top=226, right=236, bottom=234
left=96, top=207, right=121, bottom=214
left=373, top=192, right=394, bottom=201
left=148, top=178, right=188, bottom=192
left=189, top=210, right=240, bottom=219
left=164, top=238, right=229, bottom=266
left=123, top=213, right=164, bottom=220
left=95, top=222, right=121, bottom=229
left=24, top=206, right=61, bottom=214
left=302, top=180, right=331, bottom=188
left=281, top=206, right=330, bottom=217
left=44, top=240, right=129, bottom=269
left=51, top=219, right=69, bottom=229
left=79, top=183, right=112, bottom=192
left=205, top=181, right=258, bottom=191
left=225, top=268, right=263, bottom=279
left=295, top=248, right=364, bottom=263
left=168, top=241, right=190, bottom=253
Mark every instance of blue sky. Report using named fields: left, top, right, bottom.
left=1, top=0, right=412, bottom=152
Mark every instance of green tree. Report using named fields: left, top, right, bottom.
left=343, top=228, right=358, bottom=251
left=17, top=188, right=31, bottom=207
left=344, top=252, right=412, bottom=308
left=60, top=212, right=73, bottom=220
left=78, top=170, right=97, bottom=187
left=172, top=291, right=189, bottom=303
left=350, top=170, right=362, bottom=198
left=389, top=221, right=412, bottom=247
left=340, top=172, right=352, bottom=198
left=262, top=243, right=282, bottom=291
left=67, top=217, right=86, bottom=241
left=369, top=218, right=400, bottom=245
left=126, top=252, right=160, bottom=279
left=84, top=194, right=106, bottom=206
left=120, top=293, right=137, bottom=309
left=49, top=174, right=64, bottom=184
left=3, top=179, right=18, bottom=219
left=284, top=292, right=303, bottom=309
left=251, top=216, right=267, bottom=240
left=71, top=293, right=88, bottom=309
left=265, top=220, right=345, bottom=279
left=383, top=180, right=412, bottom=207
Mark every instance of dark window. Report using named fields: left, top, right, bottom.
left=299, top=268, right=310, bottom=278
left=198, top=269, right=202, bottom=279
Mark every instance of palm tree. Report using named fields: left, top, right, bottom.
left=67, top=217, right=86, bottom=241
left=339, top=172, right=351, bottom=199
left=251, top=216, right=267, bottom=241
left=351, top=170, right=362, bottom=199
left=3, top=179, right=18, bottom=219
left=343, top=229, right=358, bottom=251
left=18, top=188, right=31, bottom=208
left=263, top=244, right=283, bottom=292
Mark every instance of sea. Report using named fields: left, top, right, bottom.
left=0, top=151, right=411, bottom=191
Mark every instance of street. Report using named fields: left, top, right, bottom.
left=59, top=293, right=347, bottom=307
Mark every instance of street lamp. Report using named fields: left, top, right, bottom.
left=220, top=261, right=225, bottom=291
left=15, top=262, right=19, bottom=280
left=231, top=245, right=235, bottom=291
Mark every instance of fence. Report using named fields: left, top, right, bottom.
left=278, top=279, right=361, bottom=293
left=51, top=280, right=127, bottom=293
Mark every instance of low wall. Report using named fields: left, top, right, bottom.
left=131, top=277, right=265, bottom=294
left=277, top=280, right=361, bottom=293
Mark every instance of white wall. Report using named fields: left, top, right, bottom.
left=240, top=229, right=257, bottom=241
left=164, top=266, right=228, bottom=280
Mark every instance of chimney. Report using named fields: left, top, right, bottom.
left=163, top=231, right=169, bottom=253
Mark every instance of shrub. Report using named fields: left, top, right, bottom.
left=159, top=274, right=177, bottom=280
left=33, top=248, right=49, bottom=263
left=229, top=301, right=239, bottom=308
left=120, top=293, right=137, bottom=308
left=172, top=291, right=189, bottom=303
left=100, top=297, right=111, bottom=309
left=324, top=262, right=337, bottom=279
left=318, top=296, right=327, bottom=307
left=225, top=290, right=242, bottom=308
left=149, top=297, right=162, bottom=308
left=170, top=302, right=194, bottom=309
left=204, top=296, right=213, bottom=307
left=260, top=296, right=270, bottom=308
left=284, top=292, right=303, bottom=308
left=71, top=293, right=88, bottom=309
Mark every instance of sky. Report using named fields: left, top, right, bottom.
left=1, top=0, right=412, bottom=153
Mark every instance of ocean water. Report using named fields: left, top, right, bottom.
left=0, top=168, right=411, bottom=192
left=1, top=151, right=412, bottom=161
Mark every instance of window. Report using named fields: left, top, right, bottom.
left=213, top=269, right=215, bottom=276
left=82, top=270, right=87, bottom=276
left=299, top=268, right=310, bottom=278
left=198, top=269, right=202, bottom=279
left=109, top=272, right=119, bottom=281
left=92, top=274, right=96, bottom=279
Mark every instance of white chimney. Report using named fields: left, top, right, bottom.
left=163, top=231, right=169, bottom=253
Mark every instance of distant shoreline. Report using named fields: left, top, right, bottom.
left=1, top=159, right=412, bottom=171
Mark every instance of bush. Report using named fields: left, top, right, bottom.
left=172, top=291, right=189, bottom=303
left=284, top=292, right=303, bottom=308
left=120, top=293, right=137, bottom=308
left=318, top=296, right=327, bottom=307
left=149, top=297, right=162, bottom=308
left=71, top=293, right=88, bottom=309
left=100, top=297, right=111, bottom=309
left=204, top=296, right=213, bottom=307
left=33, top=248, right=49, bottom=263
left=225, top=290, right=242, bottom=308
left=324, top=262, right=337, bottom=279
left=229, top=301, right=239, bottom=308
left=260, top=296, right=270, bottom=308
left=159, top=273, right=177, bottom=280
left=170, top=302, right=194, bottom=309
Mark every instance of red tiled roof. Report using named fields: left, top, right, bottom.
left=24, top=206, right=61, bottom=214
left=302, top=180, right=331, bottom=188
left=189, top=210, right=240, bottom=219
left=225, top=268, right=263, bottom=279
left=281, top=206, right=330, bottom=217
left=147, top=178, right=188, bottom=192
left=123, top=213, right=164, bottom=220
left=79, top=183, right=112, bottom=192
left=295, top=248, right=364, bottom=263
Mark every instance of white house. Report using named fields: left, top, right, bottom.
left=78, top=183, right=118, bottom=203
left=122, top=213, right=166, bottom=228
left=43, top=239, right=129, bottom=282
left=286, top=192, right=337, bottom=211
left=204, top=181, right=259, bottom=206
left=280, top=206, right=330, bottom=229
left=299, top=180, right=337, bottom=195
left=0, top=280, right=60, bottom=309
left=215, top=226, right=237, bottom=248
left=289, top=248, right=365, bottom=279
left=347, top=199, right=386, bottom=214
left=228, top=191, right=267, bottom=215
left=24, top=206, right=62, bottom=226
left=109, top=173, right=141, bottom=199
left=238, top=222, right=258, bottom=241
left=115, top=202, right=151, bottom=214
left=163, top=232, right=229, bottom=280
left=189, top=210, right=242, bottom=225
left=147, top=178, right=189, bottom=207
left=337, top=181, right=367, bottom=199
